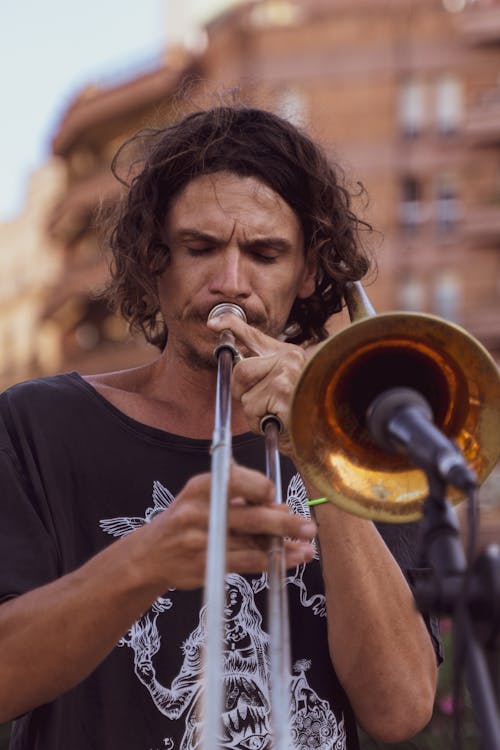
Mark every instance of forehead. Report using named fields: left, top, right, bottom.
left=165, top=171, right=301, bottom=237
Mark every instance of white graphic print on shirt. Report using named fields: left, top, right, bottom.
left=99, top=474, right=346, bottom=750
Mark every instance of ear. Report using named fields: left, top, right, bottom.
left=297, top=251, right=318, bottom=299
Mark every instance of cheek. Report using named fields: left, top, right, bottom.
left=155, top=272, right=185, bottom=320
left=156, top=277, right=173, bottom=311
left=277, top=267, right=311, bottom=305
left=157, top=265, right=190, bottom=298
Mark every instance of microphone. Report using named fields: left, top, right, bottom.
left=366, top=387, right=477, bottom=491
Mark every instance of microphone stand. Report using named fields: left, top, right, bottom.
left=414, top=469, right=500, bottom=750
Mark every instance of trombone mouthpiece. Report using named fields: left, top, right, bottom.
left=209, top=304, right=246, bottom=361
left=208, top=303, right=247, bottom=323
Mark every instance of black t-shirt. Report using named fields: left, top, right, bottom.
left=0, top=373, right=439, bottom=750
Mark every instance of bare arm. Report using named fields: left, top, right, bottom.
left=311, top=498, right=437, bottom=742
left=0, top=467, right=316, bottom=723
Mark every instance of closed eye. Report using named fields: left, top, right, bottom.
left=251, top=251, right=278, bottom=264
left=186, top=245, right=215, bottom=256
left=245, top=237, right=290, bottom=264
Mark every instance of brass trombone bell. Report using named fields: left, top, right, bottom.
left=290, top=284, right=500, bottom=522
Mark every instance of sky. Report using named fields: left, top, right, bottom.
left=0, top=0, right=236, bottom=221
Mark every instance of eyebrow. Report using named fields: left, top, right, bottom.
left=171, top=229, right=293, bottom=252
left=245, top=237, right=293, bottom=253
left=170, top=230, right=223, bottom=245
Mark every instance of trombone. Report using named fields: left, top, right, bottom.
left=201, top=303, right=291, bottom=750
left=200, top=283, right=500, bottom=749
left=290, top=281, right=500, bottom=522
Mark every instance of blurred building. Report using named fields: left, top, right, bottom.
left=1, top=0, right=500, bottom=382
left=0, top=159, right=66, bottom=389
left=0, top=0, right=497, bottom=550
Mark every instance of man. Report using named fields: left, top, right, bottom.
left=0, top=106, right=438, bottom=749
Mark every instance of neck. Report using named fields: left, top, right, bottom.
left=144, top=345, right=250, bottom=439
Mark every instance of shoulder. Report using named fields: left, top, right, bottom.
left=83, top=362, right=157, bottom=393
left=0, top=372, right=89, bottom=425
left=1, top=372, right=80, bottom=402
left=0, top=374, right=89, bottom=458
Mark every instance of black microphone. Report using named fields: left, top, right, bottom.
left=366, top=387, right=477, bottom=491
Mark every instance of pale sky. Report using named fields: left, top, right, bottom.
left=0, top=0, right=240, bottom=221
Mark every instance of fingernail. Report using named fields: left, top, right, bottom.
left=207, top=314, right=229, bottom=326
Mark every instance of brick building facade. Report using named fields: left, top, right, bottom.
left=20, top=0, right=496, bottom=381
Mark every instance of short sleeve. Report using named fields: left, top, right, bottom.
left=0, top=446, right=59, bottom=602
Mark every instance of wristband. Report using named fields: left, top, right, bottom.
left=306, top=497, right=329, bottom=507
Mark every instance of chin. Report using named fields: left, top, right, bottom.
left=184, top=345, right=218, bottom=372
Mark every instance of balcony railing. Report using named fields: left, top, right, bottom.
left=464, top=306, right=500, bottom=352
left=462, top=202, right=500, bottom=242
left=459, top=5, right=500, bottom=46
left=464, top=91, right=500, bottom=145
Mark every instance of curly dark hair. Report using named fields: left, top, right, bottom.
left=104, top=105, right=373, bottom=348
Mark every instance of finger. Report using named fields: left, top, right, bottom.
left=232, top=359, right=304, bottom=446
left=231, top=353, right=278, bottom=399
left=238, top=368, right=293, bottom=421
left=227, top=464, right=275, bottom=505
left=181, top=467, right=274, bottom=507
left=228, top=504, right=317, bottom=539
left=226, top=540, right=315, bottom=574
left=179, top=472, right=212, bottom=499
left=233, top=345, right=305, bottom=398
left=207, top=313, right=280, bottom=358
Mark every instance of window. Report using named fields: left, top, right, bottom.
left=433, top=272, right=461, bottom=322
left=435, top=75, right=463, bottom=135
left=398, top=276, right=425, bottom=312
left=435, top=176, right=461, bottom=233
left=275, top=87, right=308, bottom=127
left=400, top=176, right=423, bottom=231
left=399, top=80, right=426, bottom=137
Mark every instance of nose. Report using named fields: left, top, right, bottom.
left=208, top=248, right=251, bottom=300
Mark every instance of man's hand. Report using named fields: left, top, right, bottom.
left=136, top=464, right=317, bottom=590
left=207, top=313, right=308, bottom=457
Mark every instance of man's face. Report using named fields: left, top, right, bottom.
left=159, top=171, right=316, bottom=369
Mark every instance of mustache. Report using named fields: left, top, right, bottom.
left=189, top=304, right=267, bottom=330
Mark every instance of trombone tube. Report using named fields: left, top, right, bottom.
left=344, top=279, right=375, bottom=321
left=201, top=334, right=238, bottom=750
left=264, top=417, right=292, bottom=750
left=201, top=304, right=292, bottom=750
